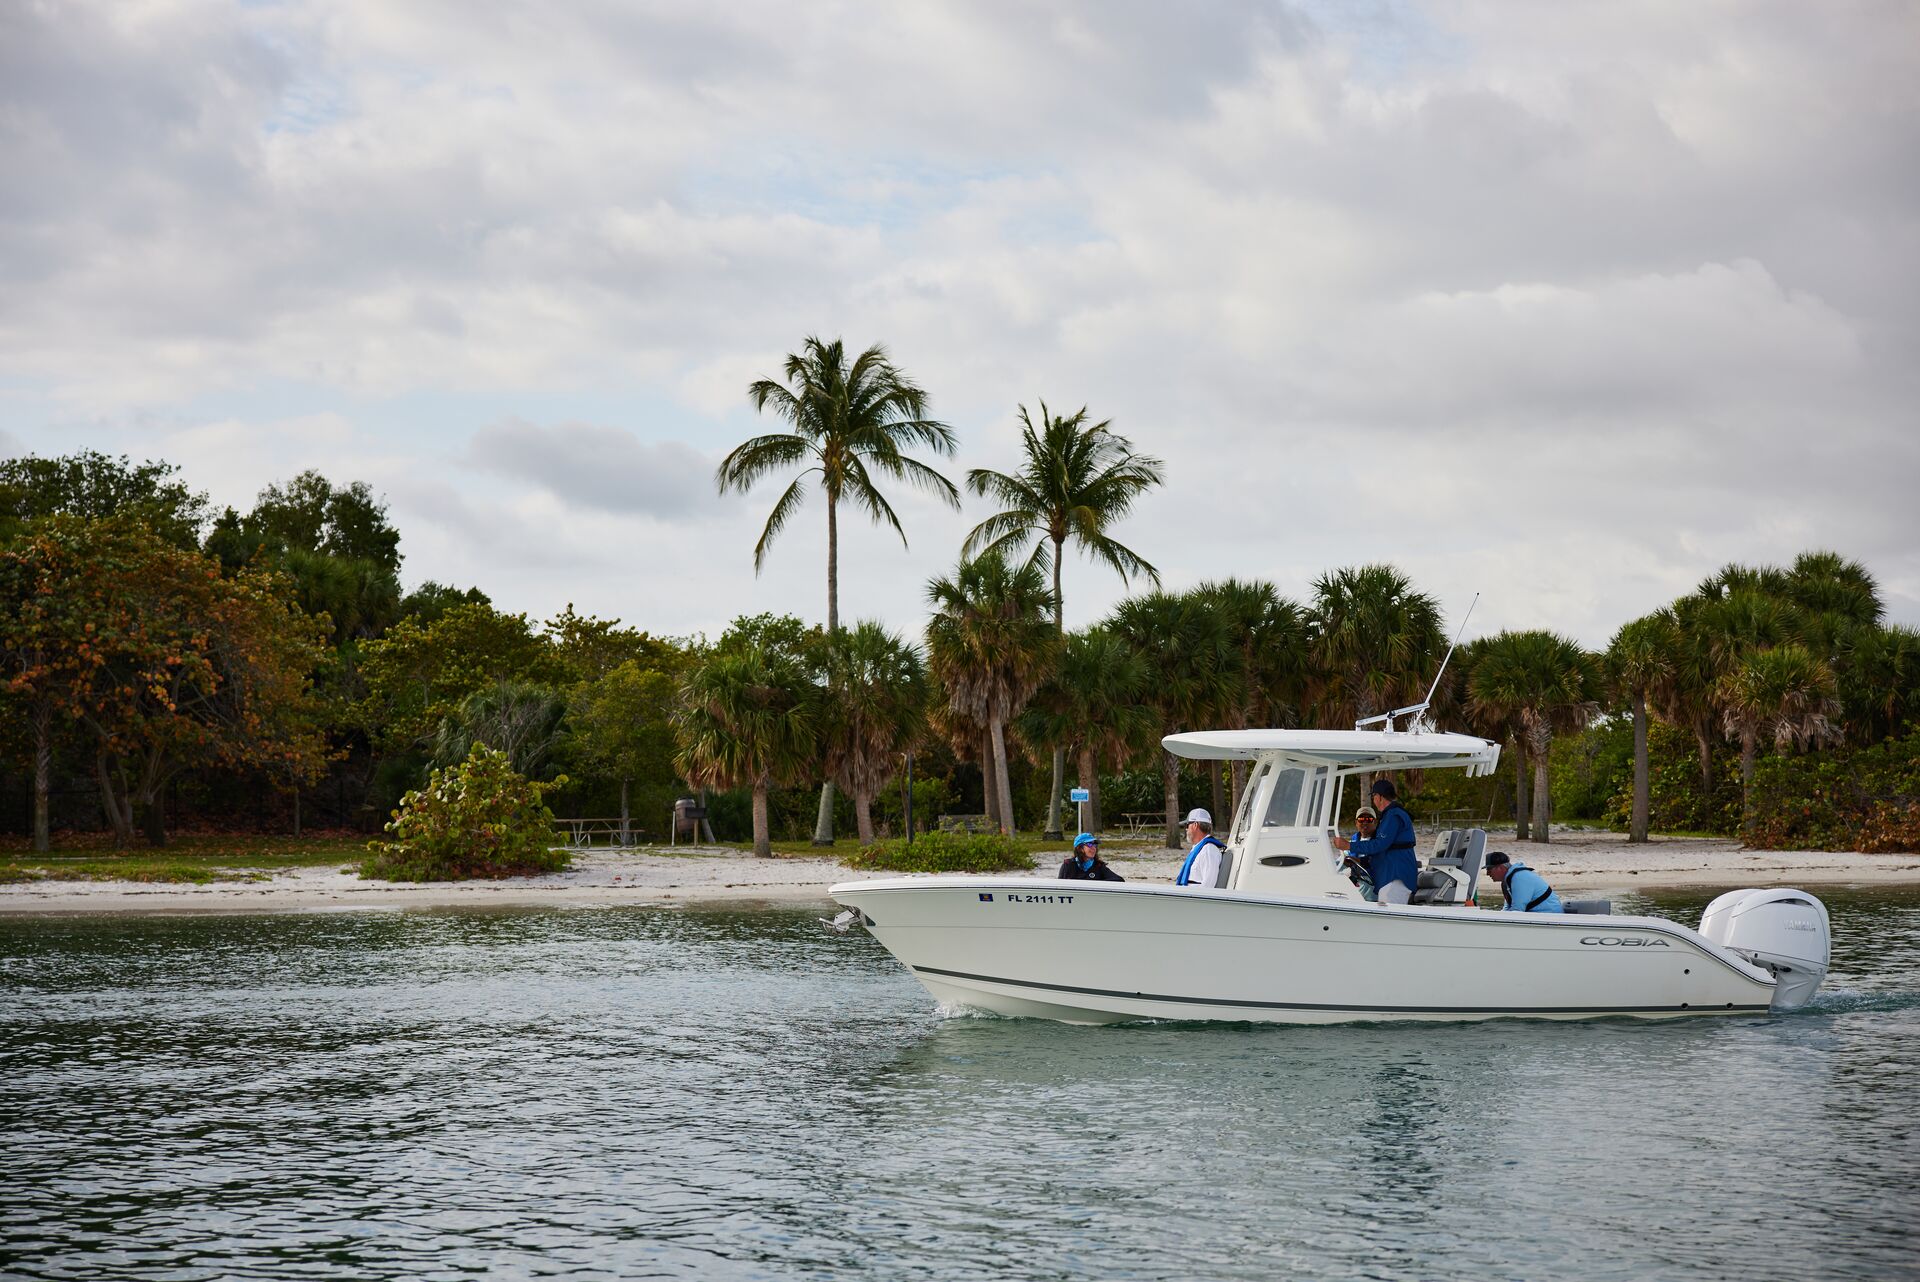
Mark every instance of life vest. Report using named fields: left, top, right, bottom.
left=1502, top=864, right=1556, bottom=911
left=1176, top=835, right=1227, bottom=886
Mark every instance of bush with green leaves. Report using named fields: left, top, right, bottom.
left=1742, top=731, right=1920, bottom=852
left=363, top=745, right=571, bottom=881
left=842, top=830, right=1033, bottom=875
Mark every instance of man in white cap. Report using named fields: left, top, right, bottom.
left=1174, top=808, right=1228, bottom=889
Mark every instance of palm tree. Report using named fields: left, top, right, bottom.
left=1720, top=643, right=1841, bottom=819
left=1607, top=612, right=1678, bottom=844
left=1451, top=636, right=1533, bottom=838
left=675, top=641, right=820, bottom=857
left=1015, top=627, right=1155, bottom=834
left=925, top=553, right=1059, bottom=835
left=824, top=622, right=928, bottom=845
left=717, top=336, right=958, bottom=845
left=431, top=679, right=566, bottom=778
left=1841, top=624, right=1920, bottom=743
left=963, top=402, right=1164, bottom=837
left=1193, top=579, right=1308, bottom=819
left=1468, top=630, right=1601, bottom=844
left=1108, top=590, right=1238, bottom=847
left=1308, top=564, right=1446, bottom=727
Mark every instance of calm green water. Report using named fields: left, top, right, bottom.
left=2, top=889, right=1917, bottom=1282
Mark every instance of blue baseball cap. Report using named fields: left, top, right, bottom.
left=1073, top=832, right=1097, bottom=850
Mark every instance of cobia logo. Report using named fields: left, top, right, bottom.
left=1579, top=936, right=1670, bottom=948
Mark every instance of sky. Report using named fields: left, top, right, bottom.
left=3, top=0, right=1916, bottom=648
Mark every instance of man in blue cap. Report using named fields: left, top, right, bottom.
left=1058, top=833, right=1124, bottom=881
left=1330, top=778, right=1418, bottom=905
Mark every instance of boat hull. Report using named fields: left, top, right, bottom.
left=829, top=877, right=1779, bottom=1025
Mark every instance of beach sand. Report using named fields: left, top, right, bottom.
left=2, top=830, right=1915, bottom=916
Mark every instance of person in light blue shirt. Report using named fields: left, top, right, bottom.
left=1484, top=852, right=1564, bottom=913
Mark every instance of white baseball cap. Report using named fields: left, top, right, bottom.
left=1183, top=808, right=1212, bottom=825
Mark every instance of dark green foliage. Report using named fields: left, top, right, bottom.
left=363, top=745, right=571, bottom=881
left=1548, top=719, right=1635, bottom=821
left=1742, top=731, right=1920, bottom=852
left=843, top=830, right=1033, bottom=874
left=1605, top=720, right=1743, bottom=835
left=0, top=451, right=208, bottom=547
left=403, top=582, right=491, bottom=625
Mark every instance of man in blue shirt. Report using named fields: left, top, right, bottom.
left=1331, top=779, right=1418, bottom=905
left=1484, top=852, right=1564, bottom=912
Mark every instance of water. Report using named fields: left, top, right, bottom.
left=2, top=890, right=1916, bottom=1282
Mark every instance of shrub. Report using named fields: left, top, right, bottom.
left=842, top=830, right=1034, bottom=875
left=1604, top=719, right=1743, bottom=836
left=363, top=745, right=571, bottom=881
left=1742, top=731, right=1920, bottom=852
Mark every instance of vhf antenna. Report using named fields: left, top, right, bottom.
left=1421, top=591, right=1480, bottom=710
left=1354, top=592, right=1480, bottom=732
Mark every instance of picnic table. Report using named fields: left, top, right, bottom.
left=551, top=817, right=650, bottom=848
left=1118, top=811, right=1168, bottom=836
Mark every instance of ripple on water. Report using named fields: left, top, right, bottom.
left=2, top=892, right=1917, bottom=1281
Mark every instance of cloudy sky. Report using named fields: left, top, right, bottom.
left=4, top=0, right=1916, bottom=646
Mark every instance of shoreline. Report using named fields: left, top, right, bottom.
left=2, top=831, right=1916, bottom=916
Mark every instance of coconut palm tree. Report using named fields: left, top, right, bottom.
left=925, top=553, right=1059, bottom=835
left=1015, top=627, right=1156, bottom=834
left=674, top=641, right=821, bottom=857
left=963, top=402, right=1164, bottom=837
left=824, top=622, right=928, bottom=845
left=1108, top=590, right=1238, bottom=847
left=717, top=336, right=958, bottom=845
left=1307, top=564, right=1446, bottom=728
left=1607, top=611, right=1678, bottom=844
left=1468, top=631, right=1601, bottom=844
left=1720, top=643, right=1841, bottom=817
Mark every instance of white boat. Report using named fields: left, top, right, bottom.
left=830, top=727, right=1832, bottom=1025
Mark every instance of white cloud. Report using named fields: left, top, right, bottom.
left=1, top=0, right=1915, bottom=644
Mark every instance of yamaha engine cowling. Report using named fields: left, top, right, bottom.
left=1698, top=888, right=1831, bottom=1010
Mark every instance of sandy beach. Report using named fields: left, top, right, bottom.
left=2, top=830, right=1915, bottom=915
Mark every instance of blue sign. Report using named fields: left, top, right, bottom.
left=1069, top=788, right=1091, bottom=803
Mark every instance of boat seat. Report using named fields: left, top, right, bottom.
left=1409, top=867, right=1457, bottom=905
left=1213, top=847, right=1235, bottom=889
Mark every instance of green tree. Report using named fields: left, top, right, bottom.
left=431, top=678, right=568, bottom=778
left=824, top=622, right=928, bottom=844
left=1194, top=579, right=1309, bottom=820
left=1108, top=590, right=1238, bottom=847
left=545, top=604, right=682, bottom=684
left=926, top=553, right=1059, bottom=836
left=0, top=451, right=208, bottom=548
left=0, top=516, right=330, bottom=848
left=401, top=582, right=490, bottom=625
left=1606, top=611, right=1678, bottom=843
left=718, top=336, right=958, bottom=845
left=1468, top=630, right=1601, bottom=844
left=675, top=636, right=821, bottom=857
left=963, top=401, right=1164, bottom=837
left=1015, top=627, right=1154, bottom=834
left=357, top=602, right=563, bottom=755
left=1308, top=564, right=1446, bottom=728
left=1720, top=642, right=1841, bottom=818
left=568, top=660, right=680, bottom=844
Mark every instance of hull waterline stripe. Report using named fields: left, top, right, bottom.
left=910, top=965, right=1774, bottom=1016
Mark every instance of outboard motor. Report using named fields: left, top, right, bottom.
left=1698, top=888, right=1831, bottom=1010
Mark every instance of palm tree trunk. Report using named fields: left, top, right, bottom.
left=990, top=717, right=1016, bottom=836
left=1044, top=538, right=1066, bottom=840
left=1210, top=765, right=1225, bottom=837
left=620, top=778, right=630, bottom=846
left=1630, top=692, right=1650, bottom=844
left=1077, top=745, right=1099, bottom=833
left=752, top=780, right=772, bottom=858
left=1739, top=729, right=1758, bottom=826
left=1162, top=750, right=1182, bottom=849
left=980, top=731, right=1000, bottom=831
left=1530, top=724, right=1552, bottom=844
left=1230, top=761, right=1248, bottom=828
left=1693, top=719, right=1715, bottom=793
left=813, top=494, right=839, bottom=846
left=30, top=704, right=51, bottom=854
left=854, top=786, right=875, bottom=845
left=1512, top=741, right=1530, bottom=839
